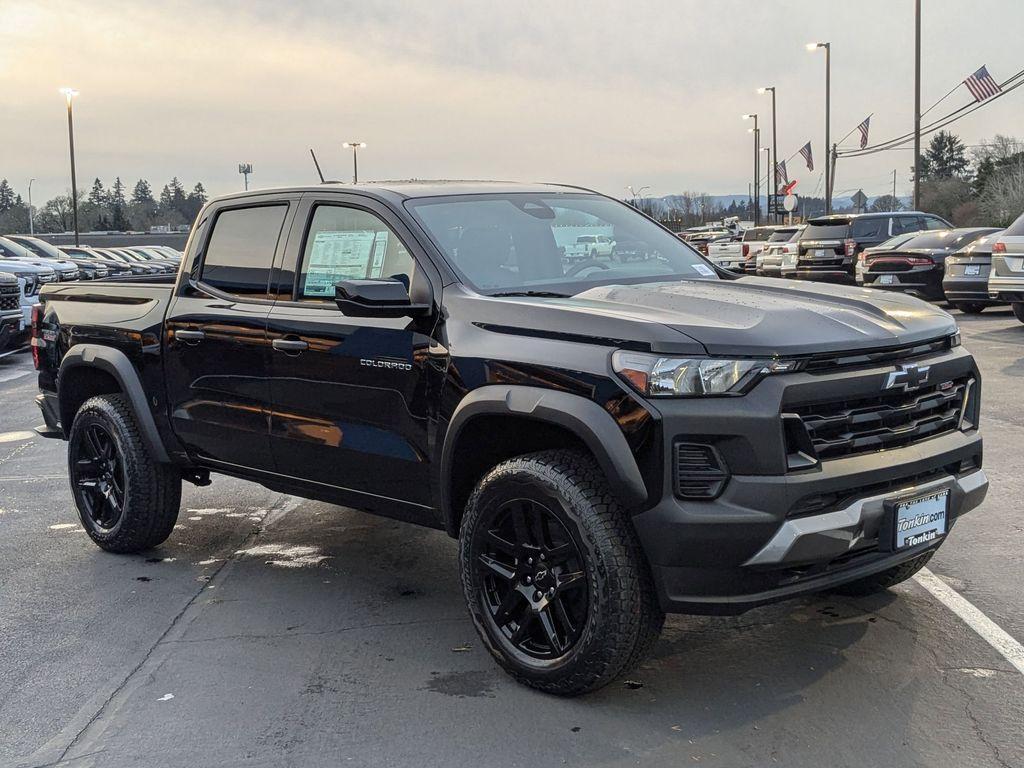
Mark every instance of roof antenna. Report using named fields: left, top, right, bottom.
left=309, top=148, right=325, bottom=183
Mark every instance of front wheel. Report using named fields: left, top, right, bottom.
left=68, top=394, right=182, bottom=553
left=459, top=450, right=664, bottom=696
left=1012, top=303, right=1024, bottom=324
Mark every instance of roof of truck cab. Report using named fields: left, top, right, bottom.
left=213, top=180, right=598, bottom=204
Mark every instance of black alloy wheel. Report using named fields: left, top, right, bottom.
left=71, top=422, right=126, bottom=531
left=475, top=497, right=588, bottom=661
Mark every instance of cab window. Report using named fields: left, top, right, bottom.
left=199, top=204, right=288, bottom=298
left=297, top=205, right=415, bottom=301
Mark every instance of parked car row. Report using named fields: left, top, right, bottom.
left=702, top=209, right=1024, bottom=323
left=0, top=235, right=182, bottom=354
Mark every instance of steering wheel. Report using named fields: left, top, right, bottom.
left=565, top=259, right=611, bottom=277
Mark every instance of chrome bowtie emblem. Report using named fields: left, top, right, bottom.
left=884, top=363, right=931, bottom=391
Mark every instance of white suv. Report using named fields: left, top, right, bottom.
left=988, top=211, right=1024, bottom=323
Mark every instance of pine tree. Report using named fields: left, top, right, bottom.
left=88, top=178, right=107, bottom=206
left=110, top=177, right=129, bottom=230
left=923, top=131, right=970, bottom=180
left=0, top=179, right=16, bottom=213
left=131, top=178, right=155, bottom=205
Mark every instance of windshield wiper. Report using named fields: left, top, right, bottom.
left=489, top=290, right=572, bottom=298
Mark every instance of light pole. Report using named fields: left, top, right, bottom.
left=60, top=87, right=80, bottom=245
left=913, top=0, right=921, bottom=209
left=342, top=141, right=366, bottom=184
left=743, top=114, right=759, bottom=225
left=807, top=42, right=831, bottom=213
left=758, top=87, right=778, bottom=221
left=238, top=163, right=253, bottom=190
left=28, top=178, right=35, bottom=235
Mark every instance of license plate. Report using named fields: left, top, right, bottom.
left=965, top=265, right=981, bottom=276
left=814, top=249, right=826, bottom=258
left=894, top=490, right=948, bottom=550
left=879, top=274, right=897, bottom=285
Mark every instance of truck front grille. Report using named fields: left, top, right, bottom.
left=792, top=378, right=969, bottom=461
left=0, top=286, right=18, bottom=311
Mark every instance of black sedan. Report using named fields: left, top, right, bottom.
left=862, top=227, right=1000, bottom=301
left=942, top=230, right=1005, bottom=314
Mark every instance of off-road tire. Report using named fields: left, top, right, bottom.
left=832, top=551, right=934, bottom=596
left=1012, top=303, right=1024, bottom=324
left=459, top=449, right=664, bottom=696
left=954, top=302, right=987, bottom=315
left=68, top=394, right=181, bottom=553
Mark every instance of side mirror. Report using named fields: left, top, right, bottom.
left=334, top=278, right=431, bottom=318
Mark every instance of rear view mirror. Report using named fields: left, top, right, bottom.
left=334, top=278, right=431, bottom=318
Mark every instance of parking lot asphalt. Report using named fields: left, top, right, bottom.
left=1, top=309, right=1022, bottom=768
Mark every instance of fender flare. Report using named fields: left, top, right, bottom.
left=439, top=385, right=648, bottom=535
left=58, top=344, right=171, bottom=463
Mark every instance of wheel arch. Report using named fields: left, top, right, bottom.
left=439, top=385, right=648, bottom=537
left=58, top=344, right=170, bottom=463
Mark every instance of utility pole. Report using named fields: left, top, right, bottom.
left=913, top=0, right=922, bottom=209
left=893, top=168, right=897, bottom=206
left=60, top=88, right=80, bottom=246
left=807, top=43, right=832, bottom=213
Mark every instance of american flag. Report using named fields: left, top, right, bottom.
left=799, top=142, right=814, bottom=172
left=776, top=160, right=788, bottom=191
left=857, top=116, right=871, bottom=149
left=964, top=65, right=1002, bottom=102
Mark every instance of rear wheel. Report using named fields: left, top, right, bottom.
left=954, top=302, right=987, bottom=314
left=68, top=394, right=181, bottom=553
left=459, top=450, right=663, bottom=696
left=1012, top=303, right=1024, bottom=324
left=831, top=551, right=934, bottom=596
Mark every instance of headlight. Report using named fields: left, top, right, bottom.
left=612, top=350, right=796, bottom=397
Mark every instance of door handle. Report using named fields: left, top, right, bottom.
left=272, top=338, right=309, bottom=353
left=175, top=329, right=205, bottom=342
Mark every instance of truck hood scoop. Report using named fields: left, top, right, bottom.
left=570, top=277, right=957, bottom=356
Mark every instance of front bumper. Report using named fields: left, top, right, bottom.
left=630, top=343, right=985, bottom=614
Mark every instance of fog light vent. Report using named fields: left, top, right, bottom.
left=674, top=442, right=729, bottom=500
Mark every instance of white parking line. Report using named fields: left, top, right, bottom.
left=0, top=368, right=31, bottom=384
left=914, top=567, right=1024, bottom=676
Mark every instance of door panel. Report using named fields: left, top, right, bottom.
left=164, top=295, right=274, bottom=470
left=266, top=306, right=442, bottom=510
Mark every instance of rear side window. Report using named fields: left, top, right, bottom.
left=1004, top=211, right=1024, bottom=236
left=767, top=228, right=799, bottom=242
left=200, top=205, right=288, bottom=298
left=892, top=216, right=923, bottom=235
left=743, top=228, right=771, bottom=242
left=851, top=218, right=890, bottom=239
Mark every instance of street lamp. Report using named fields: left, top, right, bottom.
left=342, top=141, right=366, bottom=184
left=758, top=86, right=778, bottom=222
left=743, top=114, right=760, bottom=225
left=28, top=178, right=35, bottom=235
left=807, top=42, right=831, bottom=213
left=60, top=87, right=80, bottom=245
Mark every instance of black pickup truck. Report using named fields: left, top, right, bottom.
left=32, top=182, right=988, bottom=695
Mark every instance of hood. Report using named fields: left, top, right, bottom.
left=0, top=259, right=57, bottom=276
left=559, top=277, right=957, bottom=356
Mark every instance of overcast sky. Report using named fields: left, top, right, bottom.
left=2, top=0, right=1022, bottom=204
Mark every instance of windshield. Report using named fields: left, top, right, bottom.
left=406, top=193, right=717, bottom=294
left=767, top=228, right=799, bottom=243
left=15, top=236, right=65, bottom=259
left=0, top=237, right=38, bottom=260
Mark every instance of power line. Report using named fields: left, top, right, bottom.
left=837, top=68, right=1024, bottom=159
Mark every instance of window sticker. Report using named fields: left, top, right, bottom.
left=692, top=263, right=715, bottom=276
left=304, top=230, right=377, bottom=296
left=369, top=230, right=389, bottom=278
